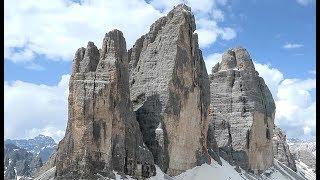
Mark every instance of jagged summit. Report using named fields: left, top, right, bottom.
left=173, top=3, right=192, bottom=11
left=72, top=41, right=100, bottom=73
left=99, top=29, right=126, bottom=62
left=72, top=29, right=126, bottom=75
left=212, top=46, right=256, bottom=74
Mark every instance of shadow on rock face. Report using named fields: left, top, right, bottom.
left=135, top=94, right=170, bottom=173
left=219, top=146, right=249, bottom=171
left=207, top=125, right=222, bottom=165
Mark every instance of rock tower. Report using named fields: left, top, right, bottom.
left=128, top=4, right=211, bottom=176
left=54, top=30, right=155, bottom=179
left=208, top=47, right=276, bottom=173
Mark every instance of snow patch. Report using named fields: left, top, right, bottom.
left=112, top=170, right=135, bottom=180
left=295, top=161, right=316, bottom=180
left=147, top=158, right=311, bottom=180
left=172, top=158, right=245, bottom=180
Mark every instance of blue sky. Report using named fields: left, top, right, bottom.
left=216, top=0, right=316, bottom=79
left=4, top=0, right=316, bottom=142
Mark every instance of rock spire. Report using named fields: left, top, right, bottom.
left=54, top=30, right=155, bottom=179
left=128, top=4, right=211, bottom=176
left=208, top=47, right=276, bottom=173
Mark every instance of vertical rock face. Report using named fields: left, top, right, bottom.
left=54, top=30, right=155, bottom=179
left=208, top=47, right=276, bottom=173
left=128, top=4, right=211, bottom=176
left=272, top=127, right=297, bottom=172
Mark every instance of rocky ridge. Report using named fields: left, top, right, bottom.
left=294, top=150, right=316, bottom=173
left=272, top=126, right=297, bottom=172
left=287, top=138, right=316, bottom=172
left=5, top=135, right=57, bottom=162
left=4, top=135, right=57, bottom=180
left=4, top=143, right=42, bottom=180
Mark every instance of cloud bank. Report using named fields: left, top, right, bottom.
left=4, top=75, right=70, bottom=142
left=296, top=0, right=315, bottom=6
left=5, top=0, right=236, bottom=64
left=283, top=43, right=303, bottom=49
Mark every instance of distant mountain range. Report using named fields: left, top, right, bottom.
left=5, top=134, right=57, bottom=162
left=4, top=135, right=57, bottom=179
left=287, top=138, right=316, bottom=155
left=287, top=138, right=316, bottom=173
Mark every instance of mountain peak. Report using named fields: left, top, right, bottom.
left=173, top=3, right=191, bottom=12
left=34, top=134, right=55, bottom=143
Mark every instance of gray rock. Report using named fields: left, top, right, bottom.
left=54, top=29, right=155, bottom=179
left=32, top=152, right=56, bottom=178
left=208, top=47, right=276, bottom=173
left=295, top=150, right=316, bottom=171
left=34, top=167, right=56, bottom=180
left=128, top=4, right=211, bottom=176
left=287, top=138, right=316, bottom=172
left=5, top=135, right=57, bottom=163
left=4, top=143, right=42, bottom=179
left=272, top=127, right=297, bottom=172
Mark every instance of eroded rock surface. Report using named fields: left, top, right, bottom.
left=272, top=127, right=297, bottom=172
left=54, top=30, right=155, bottom=179
left=128, top=4, right=211, bottom=176
left=208, top=47, right=276, bottom=173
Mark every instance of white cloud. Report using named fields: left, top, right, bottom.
left=4, top=0, right=236, bottom=63
left=296, top=0, right=315, bottom=6
left=283, top=43, right=303, bottom=49
left=220, top=27, right=236, bottom=40
left=195, top=16, right=236, bottom=48
left=25, top=63, right=45, bottom=71
left=196, top=29, right=219, bottom=48
left=212, top=9, right=224, bottom=21
left=204, top=53, right=222, bottom=74
left=254, top=62, right=316, bottom=140
left=303, top=126, right=311, bottom=134
left=5, top=48, right=35, bottom=63
left=4, top=0, right=163, bottom=62
left=308, top=70, right=316, bottom=75
left=275, top=78, right=316, bottom=139
left=27, top=127, right=65, bottom=143
left=254, top=62, right=284, bottom=97
left=4, top=74, right=70, bottom=142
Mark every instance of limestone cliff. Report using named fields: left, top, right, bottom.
left=128, top=4, right=211, bottom=176
left=208, top=47, right=276, bottom=174
left=54, top=30, right=155, bottom=179
left=272, top=126, right=297, bottom=172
